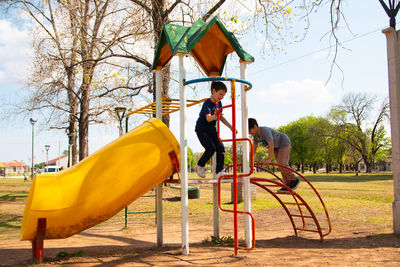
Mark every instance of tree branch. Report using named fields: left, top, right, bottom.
left=202, top=0, right=226, bottom=21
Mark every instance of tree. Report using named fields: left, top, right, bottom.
left=328, top=108, right=350, bottom=173
left=279, top=116, right=332, bottom=173
left=187, top=147, right=196, bottom=172
left=279, top=119, right=308, bottom=173
left=10, top=0, right=147, bottom=161
left=304, top=116, right=332, bottom=173
left=333, top=92, right=390, bottom=173
left=4, top=0, right=351, bottom=164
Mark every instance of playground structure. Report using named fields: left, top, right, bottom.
left=140, top=76, right=332, bottom=255
left=21, top=15, right=331, bottom=262
left=130, top=15, right=331, bottom=255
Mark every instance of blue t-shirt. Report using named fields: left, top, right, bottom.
left=195, top=99, right=222, bottom=132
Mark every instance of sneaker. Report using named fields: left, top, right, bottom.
left=216, top=171, right=226, bottom=179
left=196, top=165, right=206, bottom=178
left=277, top=178, right=300, bottom=193
left=277, top=186, right=289, bottom=193
left=289, top=178, right=300, bottom=190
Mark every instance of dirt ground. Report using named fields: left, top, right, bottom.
left=0, top=208, right=399, bottom=266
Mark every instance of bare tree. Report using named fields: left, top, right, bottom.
left=11, top=0, right=82, bottom=164
left=333, top=92, right=390, bottom=173
left=11, top=0, right=148, bottom=161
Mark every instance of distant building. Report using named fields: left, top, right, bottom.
left=46, top=155, right=68, bottom=169
left=385, top=156, right=392, bottom=171
left=0, top=162, right=5, bottom=176
left=2, top=160, right=28, bottom=176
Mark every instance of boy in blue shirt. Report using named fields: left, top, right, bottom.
left=195, top=82, right=234, bottom=178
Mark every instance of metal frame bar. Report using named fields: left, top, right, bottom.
left=126, top=98, right=207, bottom=117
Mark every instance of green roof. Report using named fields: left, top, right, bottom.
left=151, top=16, right=254, bottom=76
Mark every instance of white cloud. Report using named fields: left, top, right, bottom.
left=261, top=79, right=334, bottom=104
left=251, top=79, right=338, bottom=127
left=0, top=70, right=4, bottom=83
left=0, top=19, right=33, bottom=86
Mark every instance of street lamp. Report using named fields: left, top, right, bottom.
left=45, top=145, right=50, bottom=172
left=30, top=118, right=36, bottom=180
left=379, top=0, right=400, bottom=28
left=380, top=0, right=400, bottom=235
left=114, top=107, right=127, bottom=137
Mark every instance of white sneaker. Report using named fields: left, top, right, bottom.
left=216, top=171, right=226, bottom=179
left=196, top=165, right=206, bottom=178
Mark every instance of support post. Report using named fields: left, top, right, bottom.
left=212, top=155, right=219, bottom=238
left=383, top=27, right=400, bottom=234
left=32, top=218, right=46, bottom=264
left=240, top=61, right=252, bottom=248
left=179, top=54, right=189, bottom=254
left=155, top=69, right=164, bottom=246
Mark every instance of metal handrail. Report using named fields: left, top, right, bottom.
left=183, top=76, right=253, bottom=90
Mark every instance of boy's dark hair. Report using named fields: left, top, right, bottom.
left=211, top=81, right=227, bottom=92
left=248, top=118, right=258, bottom=130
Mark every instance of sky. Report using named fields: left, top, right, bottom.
left=0, top=1, right=393, bottom=165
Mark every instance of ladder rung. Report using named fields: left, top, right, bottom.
left=282, top=202, right=305, bottom=205
left=261, top=184, right=281, bottom=187
left=296, top=228, right=319, bottom=233
left=275, top=191, right=291, bottom=194
left=290, top=214, right=313, bottom=218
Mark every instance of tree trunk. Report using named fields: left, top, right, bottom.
left=366, top=162, right=372, bottom=173
left=68, top=119, right=78, bottom=165
left=66, top=65, right=79, bottom=165
left=161, top=64, right=171, bottom=126
left=151, top=0, right=170, bottom=126
left=79, top=86, right=90, bottom=160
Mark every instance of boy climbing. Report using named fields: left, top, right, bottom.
left=195, top=81, right=234, bottom=179
left=248, top=118, right=300, bottom=193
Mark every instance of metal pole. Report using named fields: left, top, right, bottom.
left=382, top=27, right=400, bottom=234
left=30, top=118, right=36, bottom=180
left=230, top=80, right=239, bottom=256
left=114, top=107, right=127, bottom=229
left=45, top=145, right=50, bottom=172
left=212, top=155, right=219, bottom=238
left=179, top=54, right=189, bottom=255
left=155, top=69, right=163, bottom=247
left=124, top=116, right=129, bottom=229
left=240, top=61, right=252, bottom=248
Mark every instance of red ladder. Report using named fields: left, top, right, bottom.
left=250, top=163, right=332, bottom=241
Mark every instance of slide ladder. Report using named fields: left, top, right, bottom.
left=250, top=163, right=332, bottom=242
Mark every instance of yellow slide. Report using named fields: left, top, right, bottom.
left=21, top=118, right=180, bottom=241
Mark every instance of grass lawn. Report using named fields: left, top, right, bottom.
left=0, top=171, right=395, bottom=241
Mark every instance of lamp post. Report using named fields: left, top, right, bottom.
left=30, top=118, right=36, bottom=180
left=45, top=145, right=50, bottom=172
left=379, top=0, right=400, bottom=28
left=380, top=0, right=400, bottom=234
left=114, top=107, right=127, bottom=137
